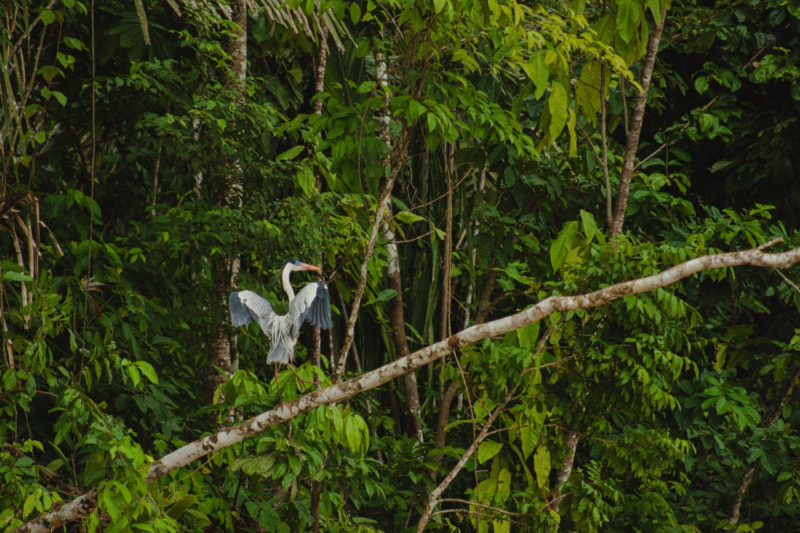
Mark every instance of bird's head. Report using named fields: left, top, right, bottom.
left=283, top=258, right=322, bottom=273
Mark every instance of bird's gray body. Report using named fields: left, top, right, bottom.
left=229, top=282, right=332, bottom=364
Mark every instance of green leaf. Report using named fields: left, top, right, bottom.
left=376, top=288, right=397, bottom=302
left=295, top=167, right=316, bottom=196
left=520, top=426, right=536, bottom=460
left=549, top=220, right=579, bottom=272
left=40, top=9, right=56, bottom=24
left=395, top=210, right=425, bottom=223
left=345, top=415, right=361, bottom=453
left=52, top=91, right=67, bottom=107
left=533, top=446, right=551, bottom=488
left=477, top=439, right=503, bottom=464
left=616, top=0, right=642, bottom=43
left=357, top=80, right=376, bottom=94
left=516, top=322, right=540, bottom=350
left=136, top=361, right=159, bottom=384
left=2, top=270, right=34, bottom=282
left=433, top=0, right=446, bottom=14
left=349, top=2, right=361, bottom=24
left=528, top=51, right=549, bottom=100
left=23, top=493, right=38, bottom=518
left=646, top=0, right=661, bottom=23
left=547, top=82, right=568, bottom=141
left=278, top=145, right=304, bottom=161
left=579, top=209, right=603, bottom=243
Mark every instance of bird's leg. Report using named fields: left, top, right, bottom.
left=274, top=364, right=284, bottom=406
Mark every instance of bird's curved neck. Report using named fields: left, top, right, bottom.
left=281, top=266, right=295, bottom=300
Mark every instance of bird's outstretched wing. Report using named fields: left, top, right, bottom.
left=288, top=282, right=333, bottom=336
left=229, top=290, right=274, bottom=332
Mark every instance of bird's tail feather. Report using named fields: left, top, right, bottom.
left=268, top=343, right=293, bottom=364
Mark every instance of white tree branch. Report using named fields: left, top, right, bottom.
left=15, top=240, right=800, bottom=532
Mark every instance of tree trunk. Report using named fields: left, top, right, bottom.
left=609, top=8, right=667, bottom=238
left=207, top=0, right=246, bottom=410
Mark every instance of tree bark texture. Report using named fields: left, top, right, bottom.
left=206, top=0, right=246, bottom=409
left=609, top=8, right=668, bottom=238
left=16, top=240, right=800, bottom=532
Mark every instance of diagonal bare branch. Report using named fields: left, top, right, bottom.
left=15, top=240, right=800, bottom=532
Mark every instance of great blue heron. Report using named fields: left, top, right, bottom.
left=229, top=259, right=333, bottom=401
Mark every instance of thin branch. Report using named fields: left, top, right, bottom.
left=418, top=390, right=514, bottom=531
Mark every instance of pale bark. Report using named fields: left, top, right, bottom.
left=334, top=50, right=408, bottom=380
left=609, top=8, right=668, bottom=238
left=548, top=432, right=579, bottom=519
left=384, top=217, right=424, bottom=440
left=17, top=240, right=800, bottom=531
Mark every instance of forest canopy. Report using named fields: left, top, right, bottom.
left=2, top=0, right=800, bottom=531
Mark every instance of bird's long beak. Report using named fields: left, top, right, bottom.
left=300, top=263, right=322, bottom=272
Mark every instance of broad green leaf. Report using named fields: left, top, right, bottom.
left=616, top=0, right=642, bottom=43
left=2, top=270, right=33, bottom=282
left=550, top=220, right=579, bottom=272
left=533, top=446, right=551, bottom=488
left=395, top=210, right=425, bottom=223
left=136, top=361, right=158, bottom=384
left=547, top=82, right=568, bottom=141
left=295, top=167, right=316, bottom=196
left=40, top=9, right=56, bottom=24
left=345, top=415, right=361, bottom=452
left=376, top=288, right=397, bottom=302
left=516, top=322, right=540, bottom=350
left=527, top=51, right=549, bottom=99
left=646, top=0, right=661, bottom=23
left=278, top=145, right=304, bottom=161
left=580, top=209, right=603, bottom=243
left=520, top=426, right=536, bottom=459
left=349, top=2, right=361, bottom=24
left=477, top=439, right=503, bottom=464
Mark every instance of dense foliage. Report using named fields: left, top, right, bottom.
left=2, top=0, right=799, bottom=531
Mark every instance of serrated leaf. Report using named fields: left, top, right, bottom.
left=477, top=439, right=503, bottom=464
left=547, top=82, right=568, bottom=141
left=533, top=446, right=551, bottom=488
left=278, top=145, right=304, bottom=161
left=549, top=220, right=579, bottom=272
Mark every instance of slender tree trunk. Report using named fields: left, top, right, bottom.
left=384, top=217, right=423, bottom=440
left=376, top=50, right=423, bottom=440
left=548, top=432, right=579, bottom=521
left=609, top=8, right=667, bottom=238
left=207, top=0, right=246, bottom=410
